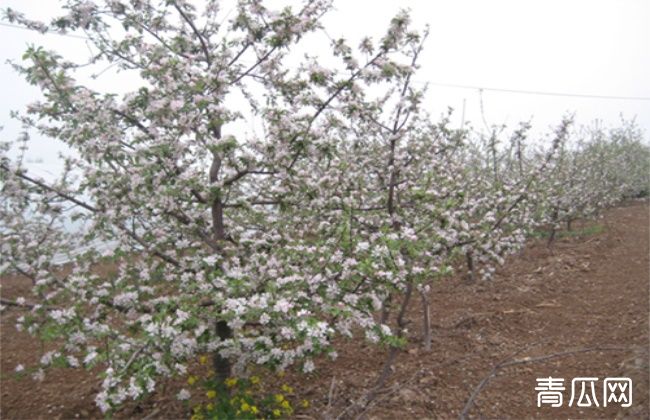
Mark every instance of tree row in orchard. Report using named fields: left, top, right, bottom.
left=1, top=0, right=648, bottom=413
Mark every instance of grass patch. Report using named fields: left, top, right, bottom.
left=530, top=224, right=605, bottom=239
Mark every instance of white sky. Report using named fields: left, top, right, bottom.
left=1, top=0, right=649, bottom=173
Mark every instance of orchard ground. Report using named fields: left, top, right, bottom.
left=1, top=201, right=648, bottom=419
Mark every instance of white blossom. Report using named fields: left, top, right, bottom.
left=177, top=389, right=191, bottom=401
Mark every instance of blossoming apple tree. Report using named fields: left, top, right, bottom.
left=1, top=0, right=430, bottom=411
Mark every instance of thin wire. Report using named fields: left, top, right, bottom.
left=2, top=20, right=650, bottom=101
left=415, top=80, right=650, bottom=101
left=0, top=21, right=88, bottom=40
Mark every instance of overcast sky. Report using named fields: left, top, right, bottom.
left=1, top=0, right=649, bottom=174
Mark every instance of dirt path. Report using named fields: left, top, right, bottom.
left=1, top=202, right=648, bottom=419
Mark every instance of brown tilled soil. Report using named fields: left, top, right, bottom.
left=1, top=201, right=648, bottom=419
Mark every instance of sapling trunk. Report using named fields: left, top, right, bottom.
left=547, top=208, right=559, bottom=248
left=547, top=228, right=557, bottom=248
left=516, top=135, right=523, bottom=179
left=367, top=282, right=414, bottom=406
left=380, top=293, right=392, bottom=325
left=465, top=250, right=475, bottom=283
left=420, top=290, right=432, bottom=351
left=213, top=320, right=233, bottom=384
left=490, top=130, right=499, bottom=184
left=208, top=123, right=233, bottom=384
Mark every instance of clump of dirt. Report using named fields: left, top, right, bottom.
left=1, top=201, right=648, bottom=419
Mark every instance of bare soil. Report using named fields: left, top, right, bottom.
left=1, top=201, right=648, bottom=419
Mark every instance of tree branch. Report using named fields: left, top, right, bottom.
left=171, top=1, right=212, bottom=66
left=459, top=345, right=629, bottom=419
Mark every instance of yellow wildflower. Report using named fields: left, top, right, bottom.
left=301, top=399, right=310, bottom=408
left=274, top=394, right=284, bottom=403
left=280, top=400, right=291, bottom=410
left=187, top=375, right=198, bottom=385
left=272, top=409, right=281, bottom=417
left=190, top=415, right=204, bottom=420
left=225, top=377, right=238, bottom=388
left=199, top=355, right=208, bottom=365
left=241, top=402, right=251, bottom=412
left=206, top=403, right=214, bottom=411
left=193, top=404, right=202, bottom=413
left=206, top=390, right=217, bottom=399
left=250, top=375, right=261, bottom=385
left=251, top=406, right=259, bottom=415
left=281, top=384, right=293, bottom=394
